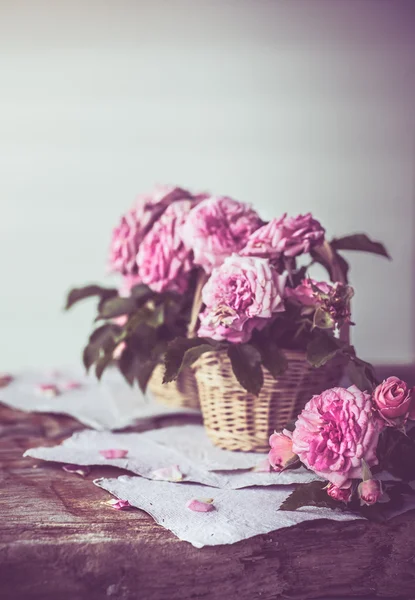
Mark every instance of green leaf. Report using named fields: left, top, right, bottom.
left=118, top=347, right=157, bottom=392
left=347, top=358, right=377, bottom=392
left=97, top=297, right=137, bottom=320
left=306, top=331, right=342, bottom=368
left=256, top=339, right=288, bottom=379
left=313, top=306, right=335, bottom=330
left=311, top=243, right=350, bottom=284
left=331, top=234, right=390, bottom=259
left=130, top=284, right=153, bottom=301
left=82, top=324, right=121, bottom=371
left=95, top=352, right=114, bottom=380
left=280, top=481, right=346, bottom=512
left=163, top=337, right=215, bottom=383
left=379, top=428, right=415, bottom=482
left=228, top=344, right=264, bottom=396
left=65, top=285, right=118, bottom=310
left=83, top=343, right=99, bottom=371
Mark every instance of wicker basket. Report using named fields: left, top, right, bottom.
left=195, top=350, right=345, bottom=452
left=148, top=363, right=200, bottom=410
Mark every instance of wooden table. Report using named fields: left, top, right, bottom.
left=1, top=403, right=415, bottom=600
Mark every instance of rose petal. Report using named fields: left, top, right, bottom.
left=99, top=449, right=128, bottom=459
left=0, top=374, right=14, bottom=388
left=106, top=498, right=132, bottom=511
left=186, top=498, right=215, bottom=512
left=251, top=458, right=272, bottom=473
left=62, top=464, right=91, bottom=477
left=61, top=380, right=82, bottom=391
left=35, top=383, right=60, bottom=397
left=151, top=465, right=183, bottom=482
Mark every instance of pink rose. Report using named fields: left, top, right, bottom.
left=181, top=196, right=262, bottom=274
left=136, top=200, right=195, bottom=294
left=242, top=213, right=325, bottom=260
left=109, top=185, right=192, bottom=276
left=292, top=385, right=384, bottom=488
left=198, top=255, right=286, bottom=343
left=373, top=377, right=415, bottom=426
left=326, top=482, right=353, bottom=503
left=286, top=279, right=331, bottom=307
left=268, top=430, right=296, bottom=471
left=286, top=278, right=353, bottom=329
left=358, top=479, right=383, bottom=506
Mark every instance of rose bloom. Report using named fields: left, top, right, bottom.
left=242, top=213, right=325, bottom=260
left=180, top=196, right=262, bottom=274
left=268, top=430, right=296, bottom=471
left=136, top=200, right=195, bottom=294
left=373, top=377, right=415, bottom=426
left=292, top=385, right=384, bottom=488
left=358, top=479, right=383, bottom=506
left=326, top=482, right=353, bottom=503
left=108, top=185, right=192, bottom=276
left=198, top=255, right=286, bottom=343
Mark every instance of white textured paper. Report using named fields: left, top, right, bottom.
left=95, top=475, right=361, bottom=547
left=1, top=369, right=199, bottom=430
left=24, top=428, right=320, bottom=489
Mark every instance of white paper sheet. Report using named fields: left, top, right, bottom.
left=94, top=475, right=361, bottom=547
left=1, top=369, right=199, bottom=430
left=24, top=428, right=319, bottom=489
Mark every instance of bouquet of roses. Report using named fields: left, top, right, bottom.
left=66, top=184, right=389, bottom=396
left=270, top=378, right=415, bottom=520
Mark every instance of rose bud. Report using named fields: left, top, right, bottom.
left=373, top=377, right=415, bottom=426
left=268, top=430, right=296, bottom=471
left=326, top=482, right=353, bottom=503
left=358, top=479, right=383, bottom=506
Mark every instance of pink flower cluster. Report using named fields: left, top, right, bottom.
left=198, top=254, right=286, bottom=343
left=268, top=378, right=415, bottom=506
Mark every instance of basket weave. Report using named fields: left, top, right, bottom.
left=195, top=350, right=345, bottom=452
left=148, top=364, right=200, bottom=410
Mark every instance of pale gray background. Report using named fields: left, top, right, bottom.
left=0, top=0, right=414, bottom=370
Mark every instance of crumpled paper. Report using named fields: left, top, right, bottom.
left=94, top=475, right=361, bottom=547
left=24, top=427, right=320, bottom=489
left=1, top=369, right=199, bottom=430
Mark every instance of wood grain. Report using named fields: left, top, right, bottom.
left=1, top=403, right=415, bottom=600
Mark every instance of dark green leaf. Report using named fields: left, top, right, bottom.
left=256, top=339, right=288, bottom=379
left=311, top=243, right=350, bottom=284
left=163, top=337, right=215, bottom=383
left=65, top=285, right=118, bottom=310
left=228, top=344, right=264, bottom=396
left=379, top=427, right=415, bottom=482
left=347, top=358, right=377, bottom=392
left=306, top=331, right=342, bottom=368
left=130, top=284, right=153, bottom=301
left=97, top=297, right=137, bottom=320
left=95, top=352, right=114, bottom=380
left=331, top=234, right=390, bottom=259
left=280, top=481, right=347, bottom=512
left=83, top=343, right=99, bottom=371
left=89, top=323, right=122, bottom=344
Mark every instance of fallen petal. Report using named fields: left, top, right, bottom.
left=186, top=498, right=215, bottom=512
left=107, top=498, right=132, bottom=511
left=35, top=383, right=60, bottom=397
left=99, top=449, right=128, bottom=459
left=252, top=458, right=272, bottom=473
left=0, top=374, right=14, bottom=388
left=61, top=380, right=82, bottom=391
left=151, top=465, right=183, bottom=482
left=62, top=464, right=91, bottom=477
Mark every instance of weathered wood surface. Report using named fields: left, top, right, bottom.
left=1, top=404, right=415, bottom=600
